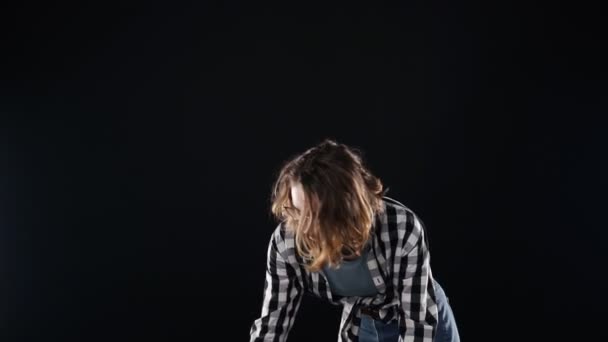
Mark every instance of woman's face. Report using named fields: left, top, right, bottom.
left=290, top=182, right=306, bottom=211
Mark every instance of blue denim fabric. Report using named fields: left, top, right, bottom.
left=359, top=315, right=399, bottom=341
left=433, top=279, right=460, bottom=342
left=358, top=279, right=460, bottom=342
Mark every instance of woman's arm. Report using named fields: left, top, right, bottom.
left=396, top=211, right=438, bottom=342
left=249, top=227, right=303, bottom=342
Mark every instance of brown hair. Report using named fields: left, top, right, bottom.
left=270, top=138, right=387, bottom=272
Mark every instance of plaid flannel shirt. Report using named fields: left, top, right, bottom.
left=250, top=197, right=439, bottom=342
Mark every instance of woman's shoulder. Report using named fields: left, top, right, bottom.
left=381, top=196, right=417, bottom=217
left=380, top=196, right=425, bottom=237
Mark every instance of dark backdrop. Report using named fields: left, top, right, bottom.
left=1, top=1, right=606, bottom=341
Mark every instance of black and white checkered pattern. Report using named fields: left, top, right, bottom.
left=250, top=197, right=439, bottom=342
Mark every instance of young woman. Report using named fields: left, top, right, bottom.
left=250, top=139, right=460, bottom=342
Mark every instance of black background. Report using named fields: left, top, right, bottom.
left=1, top=1, right=606, bottom=341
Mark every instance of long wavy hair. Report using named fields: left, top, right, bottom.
left=270, top=138, right=387, bottom=272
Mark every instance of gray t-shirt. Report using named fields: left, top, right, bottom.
left=321, top=243, right=379, bottom=297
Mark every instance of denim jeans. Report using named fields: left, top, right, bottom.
left=358, top=279, right=460, bottom=342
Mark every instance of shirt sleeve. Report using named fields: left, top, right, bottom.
left=396, top=211, right=438, bottom=342
left=249, top=229, right=304, bottom=342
